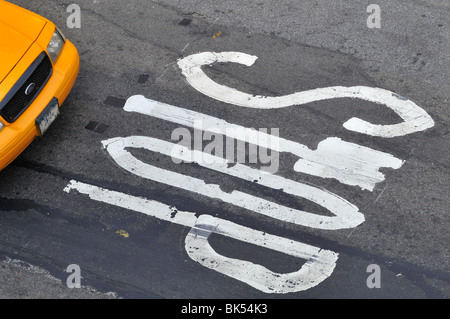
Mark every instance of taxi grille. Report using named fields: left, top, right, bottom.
left=0, top=52, right=53, bottom=123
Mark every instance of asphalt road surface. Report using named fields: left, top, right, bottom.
left=0, top=0, right=448, bottom=300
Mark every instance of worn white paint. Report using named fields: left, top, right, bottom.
left=177, top=51, right=434, bottom=138
left=101, top=135, right=364, bottom=230
left=64, top=180, right=338, bottom=293
left=293, top=137, right=403, bottom=191
left=62, top=52, right=436, bottom=294
left=124, top=95, right=404, bottom=191
left=64, top=180, right=198, bottom=227
left=186, top=214, right=338, bottom=293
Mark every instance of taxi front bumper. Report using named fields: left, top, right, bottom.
left=0, top=40, right=80, bottom=171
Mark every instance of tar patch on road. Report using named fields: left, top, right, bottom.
left=178, top=18, right=192, bottom=26
left=85, top=121, right=109, bottom=134
left=104, top=96, right=126, bottom=108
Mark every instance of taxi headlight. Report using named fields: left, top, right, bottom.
left=47, top=27, right=66, bottom=64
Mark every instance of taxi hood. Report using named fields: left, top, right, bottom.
left=0, top=2, right=47, bottom=83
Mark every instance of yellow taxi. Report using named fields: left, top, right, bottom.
left=0, top=1, right=79, bottom=171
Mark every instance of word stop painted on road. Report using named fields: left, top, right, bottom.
left=64, top=51, right=434, bottom=294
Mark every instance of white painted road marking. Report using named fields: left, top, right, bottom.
left=64, top=180, right=338, bottom=293
left=101, top=135, right=364, bottom=230
left=187, top=214, right=338, bottom=294
left=124, top=95, right=404, bottom=191
left=177, top=51, right=434, bottom=138
left=63, top=51, right=435, bottom=294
